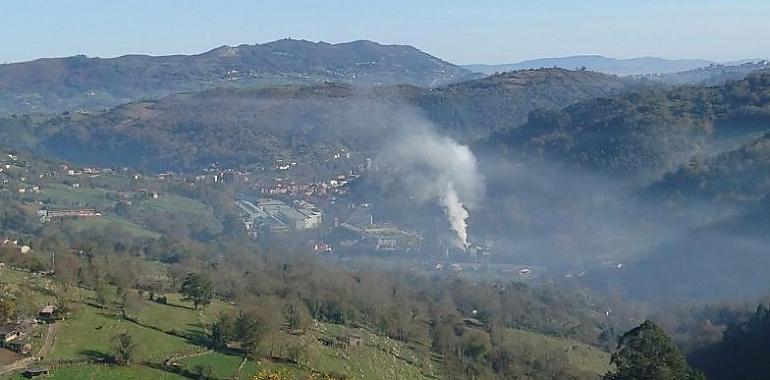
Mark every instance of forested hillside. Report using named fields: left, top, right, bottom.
left=0, top=69, right=635, bottom=172
left=489, top=71, right=770, bottom=180
left=0, top=39, right=474, bottom=114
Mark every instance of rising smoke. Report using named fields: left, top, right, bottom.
left=442, top=184, right=471, bottom=249
left=380, top=116, right=484, bottom=250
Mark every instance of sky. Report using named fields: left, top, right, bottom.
left=1, top=0, right=769, bottom=65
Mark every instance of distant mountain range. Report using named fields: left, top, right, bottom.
left=464, top=55, right=715, bottom=76
left=0, top=39, right=475, bottom=114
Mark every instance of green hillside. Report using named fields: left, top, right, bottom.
left=0, top=265, right=616, bottom=380
left=0, top=39, right=473, bottom=115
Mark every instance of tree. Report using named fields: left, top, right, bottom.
left=120, top=290, right=143, bottom=320
left=605, top=320, right=704, bottom=380
left=284, top=301, right=310, bottom=331
left=210, top=314, right=234, bottom=350
left=113, top=332, right=136, bottom=366
left=180, top=273, right=213, bottom=309
left=235, top=311, right=268, bottom=356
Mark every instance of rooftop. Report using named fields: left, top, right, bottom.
left=0, top=324, right=20, bottom=334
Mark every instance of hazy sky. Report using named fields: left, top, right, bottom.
left=2, top=0, right=769, bottom=65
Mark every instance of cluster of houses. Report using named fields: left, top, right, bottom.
left=0, top=305, right=57, bottom=357
left=0, top=153, right=34, bottom=195
left=257, top=172, right=358, bottom=199
left=186, top=169, right=251, bottom=185
left=0, top=238, right=31, bottom=254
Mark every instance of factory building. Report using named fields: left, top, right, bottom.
left=235, top=198, right=323, bottom=235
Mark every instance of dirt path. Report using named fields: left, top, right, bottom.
left=37, top=322, right=58, bottom=360
left=0, top=357, right=34, bottom=376
left=0, top=322, right=58, bottom=376
left=234, top=355, right=248, bottom=379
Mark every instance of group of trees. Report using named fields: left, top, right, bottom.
left=1, top=176, right=751, bottom=380
left=2, top=214, right=679, bottom=379
left=492, top=72, right=770, bottom=180
left=687, top=303, right=770, bottom=379
left=0, top=149, right=744, bottom=380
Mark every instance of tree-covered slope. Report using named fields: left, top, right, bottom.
left=416, top=68, right=637, bottom=139
left=489, top=72, right=770, bottom=180
left=2, top=69, right=633, bottom=171
left=0, top=39, right=474, bottom=114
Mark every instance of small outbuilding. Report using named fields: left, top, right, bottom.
left=23, top=367, right=50, bottom=378
left=38, top=305, right=56, bottom=323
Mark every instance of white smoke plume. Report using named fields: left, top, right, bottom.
left=443, top=184, right=471, bottom=249
left=380, top=116, right=484, bottom=250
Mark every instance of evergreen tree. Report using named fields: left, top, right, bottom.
left=180, top=272, right=213, bottom=309
left=605, top=320, right=704, bottom=380
left=210, top=314, right=234, bottom=350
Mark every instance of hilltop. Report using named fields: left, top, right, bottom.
left=0, top=39, right=474, bottom=114
left=649, top=60, right=770, bottom=86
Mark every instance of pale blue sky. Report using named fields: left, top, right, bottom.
left=1, top=0, right=768, bottom=64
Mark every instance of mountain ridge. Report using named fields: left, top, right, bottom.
left=465, top=55, right=715, bottom=76
left=0, top=38, right=475, bottom=114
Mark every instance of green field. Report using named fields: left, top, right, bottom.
left=7, top=365, right=187, bottom=380
left=133, top=194, right=223, bottom=234
left=129, top=293, right=234, bottom=335
left=64, top=215, right=160, bottom=239
left=311, top=326, right=435, bottom=380
left=501, top=328, right=612, bottom=377
left=178, top=351, right=253, bottom=379
left=48, top=304, right=198, bottom=362
left=36, top=180, right=223, bottom=238
left=140, top=194, right=213, bottom=215
left=39, top=183, right=114, bottom=209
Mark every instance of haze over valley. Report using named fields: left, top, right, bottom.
left=2, top=2, right=770, bottom=379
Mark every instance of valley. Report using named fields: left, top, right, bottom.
left=1, top=10, right=770, bottom=378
